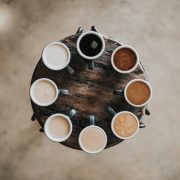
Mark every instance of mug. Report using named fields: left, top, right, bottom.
left=77, top=30, right=105, bottom=69
left=44, top=109, right=76, bottom=142
left=111, top=45, right=139, bottom=74
left=30, top=78, right=68, bottom=106
left=115, top=79, right=152, bottom=107
left=78, top=115, right=107, bottom=154
left=42, top=42, right=74, bottom=74
left=108, top=106, right=141, bottom=140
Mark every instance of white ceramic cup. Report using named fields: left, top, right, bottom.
left=111, top=45, right=139, bottom=74
left=42, top=42, right=74, bottom=74
left=30, top=78, right=68, bottom=106
left=44, top=109, right=76, bottom=142
left=124, top=79, right=152, bottom=107
left=108, top=107, right=139, bottom=140
left=78, top=115, right=107, bottom=154
left=77, top=31, right=105, bottom=60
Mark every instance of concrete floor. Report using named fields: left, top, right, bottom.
left=0, top=0, right=180, bottom=179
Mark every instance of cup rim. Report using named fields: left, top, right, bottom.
left=111, top=111, right=139, bottom=140
left=42, top=42, right=71, bottom=71
left=44, top=113, right=72, bottom=142
left=30, top=78, right=58, bottom=107
left=124, top=79, right=153, bottom=107
left=111, top=45, right=139, bottom=74
left=76, top=31, right=105, bottom=60
left=78, top=125, right=107, bottom=154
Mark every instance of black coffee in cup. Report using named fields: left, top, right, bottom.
left=79, top=33, right=103, bottom=57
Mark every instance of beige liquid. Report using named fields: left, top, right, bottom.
left=45, top=44, right=68, bottom=69
left=48, top=116, right=70, bottom=139
left=80, top=127, right=106, bottom=152
left=32, top=80, right=56, bottom=105
left=113, top=113, right=138, bottom=138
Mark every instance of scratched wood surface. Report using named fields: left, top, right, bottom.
left=31, top=33, right=146, bottom=150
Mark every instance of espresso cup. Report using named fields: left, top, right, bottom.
left=44, top=109, right=76, bottom=142
left=78, top=115, right=107, bottom=154
left=30, top=78, right=68, bottom=106
left=77, top=31, right=105, bottom=69
left=115, top=79, right=152, bottom=107
left=42, top=42, right=74, bottom=74
left=108, top=106, right=140, bottom=140
left=111, top=45, right=139, bottom=74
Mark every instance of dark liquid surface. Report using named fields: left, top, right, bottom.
left=79, top=34, right=103, bottom=57
left=113, top=48, right=137, bottom=71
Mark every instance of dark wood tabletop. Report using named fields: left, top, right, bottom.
left=30, top=29, right=148, bottom=150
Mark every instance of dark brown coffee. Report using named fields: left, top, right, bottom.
left=126, top=81, right=151, bottom=105
left=113, top=48, right=137, bottom=71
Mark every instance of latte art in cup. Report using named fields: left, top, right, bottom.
left=112, top=111, right=139, bottom=139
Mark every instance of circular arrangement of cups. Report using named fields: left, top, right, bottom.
left=111, top=111, right=139, bottom=140
left=76, top=31, right=105, bottom=60
left=78, top=125, right=107, bottom=154
left=124, top=79, right=152, bottom=107
left=111, top=45, right=139, bottom=74
left=30, top=30, right=152, bottom=153
left=44, top=113, right=72, bottom=142
left=30, top=78, right=59, bottom=106
left=42, top=42, right=71, bottom=71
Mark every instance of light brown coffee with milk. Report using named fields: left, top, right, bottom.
left=48, top=116, right=70, bottom=139
left=113, top=113, right=138, bottom=138
left=45, top=44, right=68, bottom=69
left=32, top=79, right=56, bottom=105
left=80, top=127, right=106, bottom=152
left=126, top=81, right=151, bottom=105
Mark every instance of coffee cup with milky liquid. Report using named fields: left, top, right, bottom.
left=78, top=115, right=107, bottom=154
left=111, top=45, right=139, bottom=74
left=44, top=109, right=76, bottom=142
left=42, top=42, right=74, bottom=74
left=108, top=106, right=139, bottom=140
left=77, top=31, right=105, bottom=69
left=115, top=79, right=152, bottom=107
left=30, top=78, right=68, bottom=106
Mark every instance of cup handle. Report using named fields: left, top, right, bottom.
left=76, top=27, right=83, bottom=34
left=139, top=122, right=146, bottom=128
left=88, top=60, right=94, bottom=70
left=31, top=113, right=36, bottom=121
left=68, top=109, right=76, bottom=119
left=89, top=115, right=95, bottom=125
left=114, top=90, right=124, bottom=97
left=58, top=89, right=69, bottom=95
left=145, top=108, right=151, bottom=116
left=107, top=106, right=117, bottom=116
left=66, top=65, right=75, bottom=74
left=91, top=26, right=98, bottom=32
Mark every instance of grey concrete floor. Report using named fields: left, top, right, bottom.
left=0, top=0, right=180, bottom=179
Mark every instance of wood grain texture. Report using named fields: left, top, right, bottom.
left=31, top=34, right=146, bottom=150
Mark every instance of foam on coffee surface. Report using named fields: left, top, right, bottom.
left=113, top=113, right=138, bottom=138
left=48, top=116, right=70, bottom=139
left=126, top=81, right=151, bottom=105
left=45, top=44, right=68, bottom=69
left=32, top=80, right=56, bottom=105
left=113, top=48, right=136, bottom=71
left=80, top=127, right=106, bottom=152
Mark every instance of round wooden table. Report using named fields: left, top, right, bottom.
left=30, top=27, right=149, bottom=150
